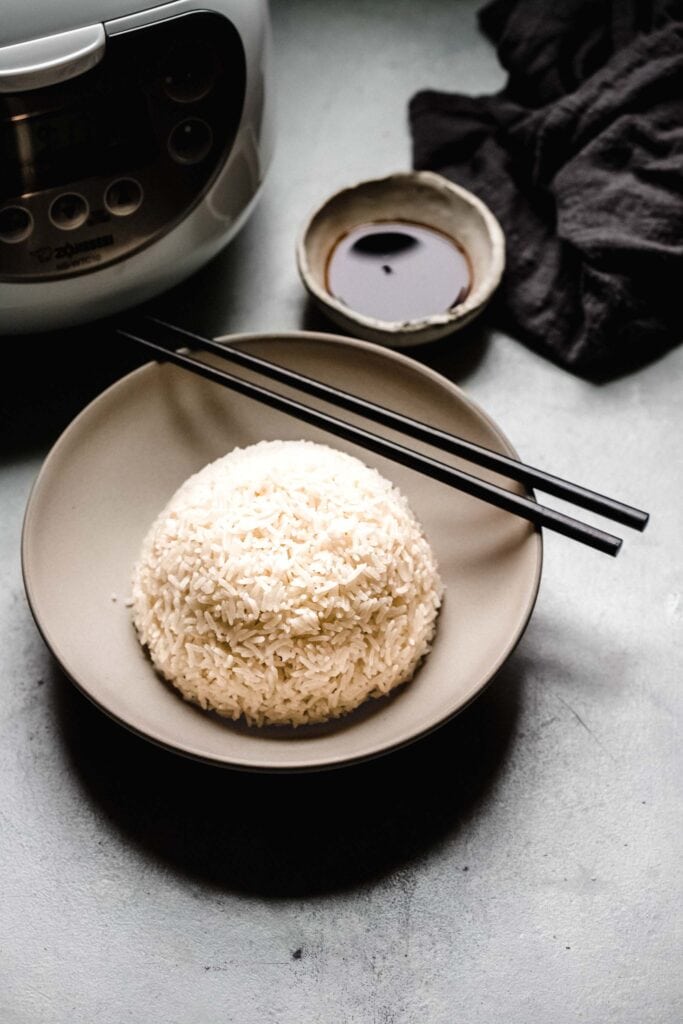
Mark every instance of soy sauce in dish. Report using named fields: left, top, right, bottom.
left=326, top=220, right=471, bottom=322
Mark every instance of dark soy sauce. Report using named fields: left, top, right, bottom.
left=326, top=220, right=471, bottom=322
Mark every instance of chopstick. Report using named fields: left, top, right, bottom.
left=142, top=316, right=648, bottom=533
left=116, top=323, right=626, bottom=557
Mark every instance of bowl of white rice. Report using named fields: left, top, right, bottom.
left=22, top=331, right=542, bottom=771
left=131, top=440, right=443, bottom=728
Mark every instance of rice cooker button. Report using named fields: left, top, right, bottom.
left=49, top=193, right=89, bottom=231
left=0, top=205, right=33, bottom=244
left=162, top=44, right=217, bottom=103
left=168, top=118, right=213, bottom=165
left=104, top=178, right=143, bottom=217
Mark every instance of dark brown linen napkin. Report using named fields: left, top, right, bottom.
left=409, top=0, right=683, bottom=377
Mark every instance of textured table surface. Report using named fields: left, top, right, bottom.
left=1, top=2, right=681, bottom=1022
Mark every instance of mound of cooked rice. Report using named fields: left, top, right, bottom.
left=131, top=440, right=443, bottom=727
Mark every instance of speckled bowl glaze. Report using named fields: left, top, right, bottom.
left=297, top=171, right=505, bottom=347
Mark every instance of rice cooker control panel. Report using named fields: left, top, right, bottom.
left=0, top=12, right=246, bottom=281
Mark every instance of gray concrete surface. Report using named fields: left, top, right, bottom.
left=1, top=2, right=681, bottom=1021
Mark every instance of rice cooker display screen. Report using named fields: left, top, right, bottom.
left=1, top=100, right=157, bottom=196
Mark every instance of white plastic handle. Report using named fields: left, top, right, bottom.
left=0, top=24, right=105, bottom=93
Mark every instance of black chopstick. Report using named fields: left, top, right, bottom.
left=139, top=316, right=648, bottom=533
left=117, top=325, right=623, bottom=557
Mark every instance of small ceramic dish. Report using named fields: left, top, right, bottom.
left=297, top=171, right=505, bottom=347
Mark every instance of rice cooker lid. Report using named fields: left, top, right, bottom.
left=0, top=2, right=170, bottom=48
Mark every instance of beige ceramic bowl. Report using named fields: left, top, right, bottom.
left=22, top=331, right=540, bottom=771
left=297, top=171, right=505, bottom=347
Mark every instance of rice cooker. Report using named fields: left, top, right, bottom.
left=0, top=0, right=273, bottom=333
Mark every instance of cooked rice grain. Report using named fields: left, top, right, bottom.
left=131, top=440, right=443, bottom=726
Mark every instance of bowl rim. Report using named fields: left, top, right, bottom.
left=296, top=170, right=506, bottom=337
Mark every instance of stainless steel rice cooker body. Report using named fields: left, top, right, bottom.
left=0, top=0, right=272, bottom=332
